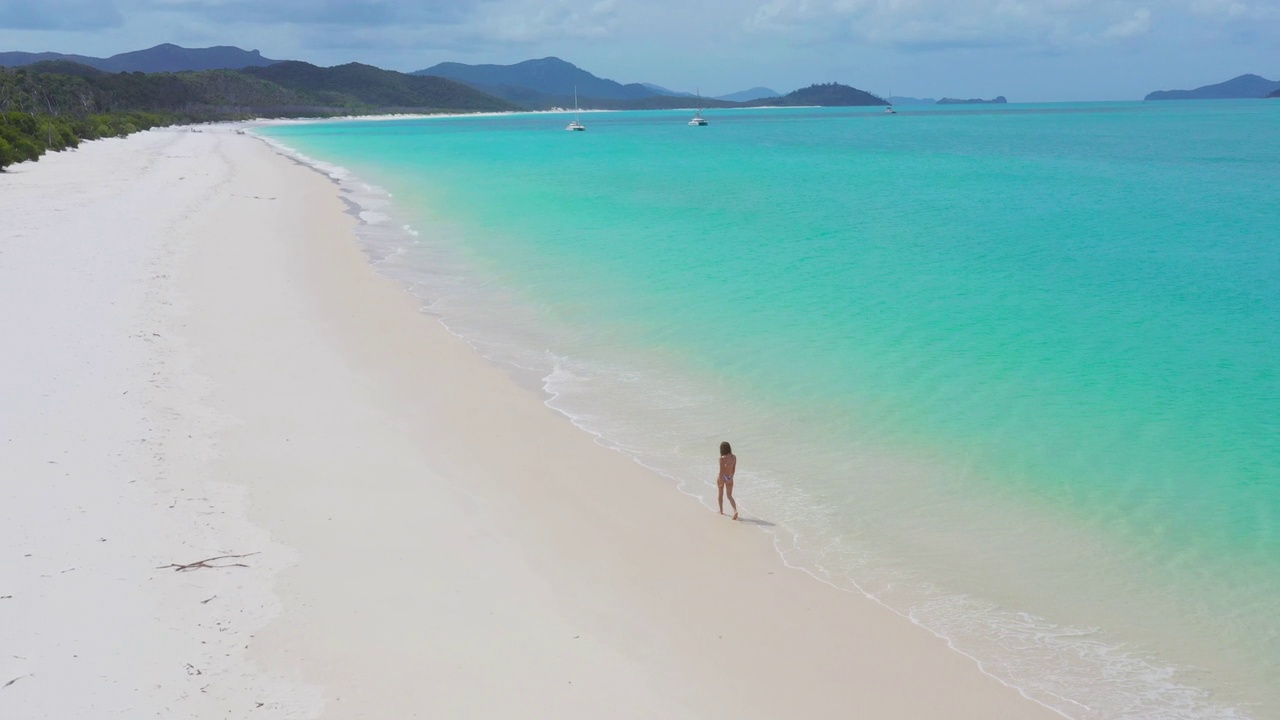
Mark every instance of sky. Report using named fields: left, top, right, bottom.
left=0, top=0, right=1276, bottom=101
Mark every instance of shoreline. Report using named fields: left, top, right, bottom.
left=3, top=127, right=1064, bottom=718
left=256, top=122, right=1140, bottom=720
left=232, top=127, right=1065, bottom=719
left=247, top=103, right=836, bottom=128
left=256, top=106, right=1277, bottom=720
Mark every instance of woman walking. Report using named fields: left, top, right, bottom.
left=718, top=441, right=738, bottom=520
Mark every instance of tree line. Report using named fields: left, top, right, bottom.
left=0, top=60, right=514, bottom=171
left=0, top=65, right=181, bottom=169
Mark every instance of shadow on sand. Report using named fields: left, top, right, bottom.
left=735, top=517, right=776, bottom=527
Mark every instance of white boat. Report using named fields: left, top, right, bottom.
left=884, top=90, right=897, bottom=114
left=689, top=89, right=709, bottom=126
left=566, top=86, right=586, bottom=131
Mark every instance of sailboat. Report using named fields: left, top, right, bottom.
left=689, top=88, right=709, bottom=126
left=566, top=86, right=586, bottom=131
left=884, top=89, right=897, bottom=114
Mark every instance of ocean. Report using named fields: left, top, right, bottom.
left=260, top=100, right=1280, bottom=719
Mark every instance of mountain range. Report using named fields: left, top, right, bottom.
left=413, top=57, right=787, bottom=109
left=0, top=45, right=873, bottom=109
left=1145, top=74, right=1279, bottom=100
left=638, top=83, right=779, bottom=102
left=236, top=62, right=517, bottom=111
left=3, top=59, right=515, bottom=117
left=415, top=57, right=654, bottom=101
left=0, top=43, right=277, bottom=73
left=8, top=43, right=1280, bottom=106
left=412, top=57, right=893, bottom=109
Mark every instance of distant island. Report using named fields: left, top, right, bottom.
left=1145, top=74, right=1279, bottom=100
left=767, top=83, right=885, bottom=107
left=1271, top=88, right=1280, bottom=98
left=937, top=96, right=1007, bottom=104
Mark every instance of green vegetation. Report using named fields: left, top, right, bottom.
left=0, top=60, right=515, bottom=171
left=0, top=65, right=179, bottom=170
left=0, top=110, right=173, bottom=168
left=242, top=62, right=519, bottom=112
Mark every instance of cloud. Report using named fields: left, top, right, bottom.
left=0, top=0, right=124, bottom=30
left=474, top=0, right=619, bottom=43
left=1105, top=7, right=1151, bottom=38
left=1184, top=0, right=1278, bottom=44
left=139, top=0, right=475, bottom=27
left=129, top=0, right=618, bottom=51
left=1189, top=0, right=1279, bottom=20
left=743, top=0, right=1158, bottom=50
left=273, top=0, right=620, bottom=56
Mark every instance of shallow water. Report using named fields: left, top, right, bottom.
left=262, top=100, right=1280, bottom=718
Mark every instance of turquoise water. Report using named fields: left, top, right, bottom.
left=262, top=101, right=1280, bottom=718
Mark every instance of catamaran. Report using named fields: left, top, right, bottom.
left=566, top=86, right=586, bottom=131
left=689, top=88, right=709, bottom=126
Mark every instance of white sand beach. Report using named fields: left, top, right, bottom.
left=0, top=127, right=1064, bottom=719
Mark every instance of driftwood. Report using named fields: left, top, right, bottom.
left=2, top=675, right=27, bottom=689
left=158, top=552, right=259, bottom=572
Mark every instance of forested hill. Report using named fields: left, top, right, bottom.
left=241, top=62, right=516, bottom=111
left=2, top=61, right=513, bottom=116
left=743, top=83, right=887, bottom=107
left=0, top=43, right=279, bottom=73
left=0, top=61, right=514, bottom=171
left=2, top=61, right=307, bottom=114
left=414, top=58, right=885, bottom=110
left=1145, top=74, right=1279, bottom=100
left=414, top=57, right=655, bottom=101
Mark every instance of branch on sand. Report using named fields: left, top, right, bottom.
left=158, top=552, right=259, bottom=572
left=2, top=675, right=29, bottom=689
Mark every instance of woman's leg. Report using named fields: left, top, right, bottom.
left=717, top=479, right=725, bottom=514
left=726, top=482, right=738, bottom=520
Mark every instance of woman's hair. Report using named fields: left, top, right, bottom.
left=720, top=441, right=732, bottom=456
